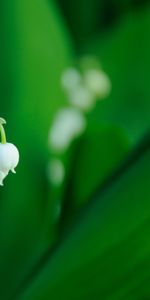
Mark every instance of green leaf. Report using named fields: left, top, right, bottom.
left=15, top=133, right=150, bottom=300
left=56, top=0, right=147, bottom=46
left=63, top=124, right=130, bottom=217
left=56, top=0, right=99, bottom=45
left=0, top=0, right=73, bottom=299
left=83, top=5, right=150, bottom=144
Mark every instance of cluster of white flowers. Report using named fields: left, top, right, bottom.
left=47, top=57, right=111, bottom=187
left=0, top=118, right=19, bottom=186
left=61, top=62, right=111, bottom=112
left=47, top=108, right=85, bottom=186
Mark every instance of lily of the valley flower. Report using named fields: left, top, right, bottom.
left=84, top=69, right=111, bottom=98
left=47, top=158, right=65, bottom=186
left=61, top=68, right=82, bottom=91
left=0, top=118, right=19, bottom=186
left=49, top=108, right=86, bottom=152
left=61, top=62, right=111, bottom=113
left=68, top=85, right=95, bottom=112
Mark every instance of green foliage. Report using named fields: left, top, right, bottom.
left=16, top=135, right=150, bottom=300
left=0, top=0, right=73, bottom=298
left=68, top=125, right=130, bottom=211
left=56, top=0, right=150, bottom=46
left=84, top=5, right=150, bottom=144
left=0, top=0, right=150, bottom=299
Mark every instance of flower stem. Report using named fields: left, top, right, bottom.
left=0, top=118, right=7, bottom=144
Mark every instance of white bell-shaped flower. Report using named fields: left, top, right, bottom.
left=61, top=68, right=82, bottom=92
left=47, top=158, right=65, bottom=186
left=68, top=85, right=95, bottom=112
left=84, top=69, right=111, bottom=98
left=0, top=118, right=19, bottom=186
left=49, top=108, right=86, bottom=152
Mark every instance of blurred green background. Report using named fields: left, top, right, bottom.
left=0, top=0, right=150, bottom=299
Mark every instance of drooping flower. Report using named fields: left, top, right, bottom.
left=47, top=158, right=65, bottom=186
left=0, top=118, right=19, bottom=186
left=49, top=108, right=86, bottom=152
left=68, top=85, right=95, bottom=112
left=84, top=69, right=112, bottom=98
left=61, top=61, right=111, bottom=113
left=61, top=68, right=82, bottom=91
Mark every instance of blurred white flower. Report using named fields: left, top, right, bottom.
left=61, top=68, right=82, bottom=92
left=61, top=63, right=111, bottom=115
left=0, top=143, right=19, bottom=186
left=49, top=108, right=86, bottom=152
left=84, top=69, right=111, bottom=98
left=68, top=85, right=95, bottom=112
left=47, top=158, right=65, bottom=186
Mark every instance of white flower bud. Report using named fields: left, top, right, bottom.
left=84, top=69, right=111, bottom=98
left=49, top=108, right=86, bottom=152
left=61, top=68, right=82, bottom=92
left=68, top=85, right=95, bottom=112
left=47, top=158, right=65, bottom=186
left=0, top=143, right=19, bottom=185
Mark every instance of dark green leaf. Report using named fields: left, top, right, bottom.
left=15, top=133, right=150, bottom=300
